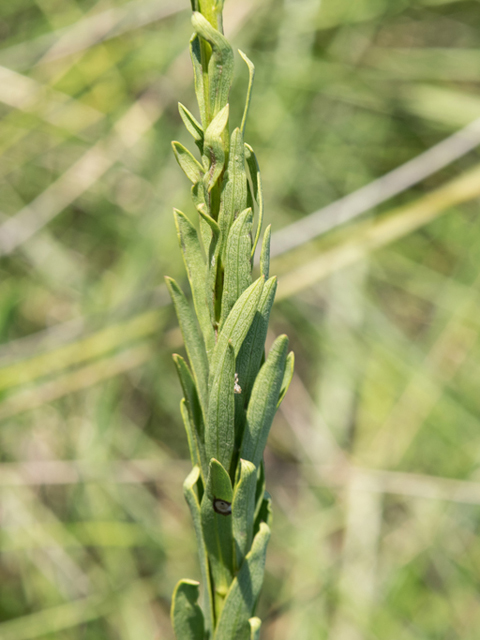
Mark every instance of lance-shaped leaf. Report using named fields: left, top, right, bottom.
left=203, top=104, right=229, bottom=192
left=165, top=277, right=208, bottom=411
left=192, top=12, right=234, bottom=118
left=235, top=276, right=277, bottom=406
left=174, top=356, right=207, bottom=480
left=199, top=209, right=221, bottom=330
left=192, top=182, right=212, bottom=256
left=232, top=459, right=257, bottom=571
left=201, top=459, right=234, bottom=611
left=189, top=34, right=206, bottom=127
left=206, top=341, right=235, bottom=471
left=245, top=144, right=264, bottom=258
left=234, top=277, right=277, bottom=451
left=179, top=103, right=204, bottom=154
left=249, top=617, right=262, bottom=640
left=219, top=207, right=253, bottom=328
left=239, top=51, right=255, bottom=136
left=180, top=398, right=203, bottom=476
left=174, top=209, right=215, bottom=356
left=210, top=276, right=264, bottom=386
left=277, top=351, right=294, bottom=408
left=219, top=128, right=248, bottom=256
left=184, top=467, right=215, bottom=636
left=260, top=225, right=271, bottom=280
left=214, top=522, right=271, bottom=640
left=240, top=335, right=289, bottom=468
left=172, top=141, right=204, bottom=184
left=171, top=579, right=205, bottom=640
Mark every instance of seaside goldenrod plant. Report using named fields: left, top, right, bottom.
left=167, top=1, right=294, bottom=638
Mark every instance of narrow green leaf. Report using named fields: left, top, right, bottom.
left=260, top=225, right=271, bottom=280
left=201, top=459, right=234, bottom=614
left=198, top=208, right=220, bottom=235
left=165, top=277, right=208, bottom=412
left=179, top=103, right=204, bottom=154
left=235, top=276, right=277, bottom=405
left=240, top=335, right=289, bottom=468
left=219, top=128, right=248, bottom=258
left=232, top=459, right=257, bottom=571
left=180, top=399, right=202, bottom=475
left=206, top=341, right=235, bottom=471
left=198, top=209, right=221, bottom=340
left=233, top=277, right=276, bottom=454
left=203, top=104, right=229, bottom=192
left=192, top=12, right=234, bottom=117
left=174, top=209, right=215, bottom=356
left=219, top=207, right=253, bottom=328
left=209, top=458, right=233, bottom=503
left=189, top=34, right=206, bottom=127
left=184, top=467, right=215, bottom=636
left=249, top=617, right=262, bottom=640
left=211, top=276, right=264, bottom=386
left=172, top=141, right=204, bottom=184
left=238, top=51, right=255, bottom=136
left=192, top=182, right=213, bottom=255
left=277, top=351, right=294, bottom=408
left=245, top=144, right=264, bottom=258
left=214, top=523, right=271, bottom=640
left=172, top=355, right=202, bottom=431
left=174, top=356, right=207, bottom=480
left=171, top=579, right=205, bottom=640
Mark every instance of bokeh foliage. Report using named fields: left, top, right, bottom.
left=1, top=0, right=480, bottom=638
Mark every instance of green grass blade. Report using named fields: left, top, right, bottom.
left=203, top=104, right=229, bottom=192
left=249, top=617, right=262, bottom=640
left=245, top=144, right=264, bottom=258
left=219, top=127, right=248, bottom=257
left=214, top=523, right=271, bottom=640
left=165, top=277, right=209, bottom=411
left=179, top=102, right=204, bottom=154
left=239, top=51, right=255, bottom=136
left=172, top=141, right=204, bottom=184
left=206, top=341, right=236, bottom=471
left=260, top=225, right=271, bottom=280
left=171, top=579, right=205, bottom=640
left=277, top=351, right=294, bottom=408
left=201, top=459, right=234, bottom=614
left=232, top=459, right=257, bottom=571
left=174, top=209, right=215, bottom=356
left=192, top=12, right=234, bottom=117
left=219, top=207, right=253, bottom=328
left=184, top=467, right=215, bottom=636
left=240, top=335, right=289, bottom=468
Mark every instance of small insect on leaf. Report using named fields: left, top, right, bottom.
left=213, top=498, right=232, bottom=516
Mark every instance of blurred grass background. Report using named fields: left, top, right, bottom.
left=1, top=0, right=480, bottom=638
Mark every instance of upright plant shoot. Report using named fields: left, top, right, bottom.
left=167, top=2, right=294, bottom=638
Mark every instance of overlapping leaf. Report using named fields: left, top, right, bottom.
left=171, top=580, right=205, bottom=640
left=213, top=523, right=271, bottom=640
left=240, top=335, right=289, bottom=468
